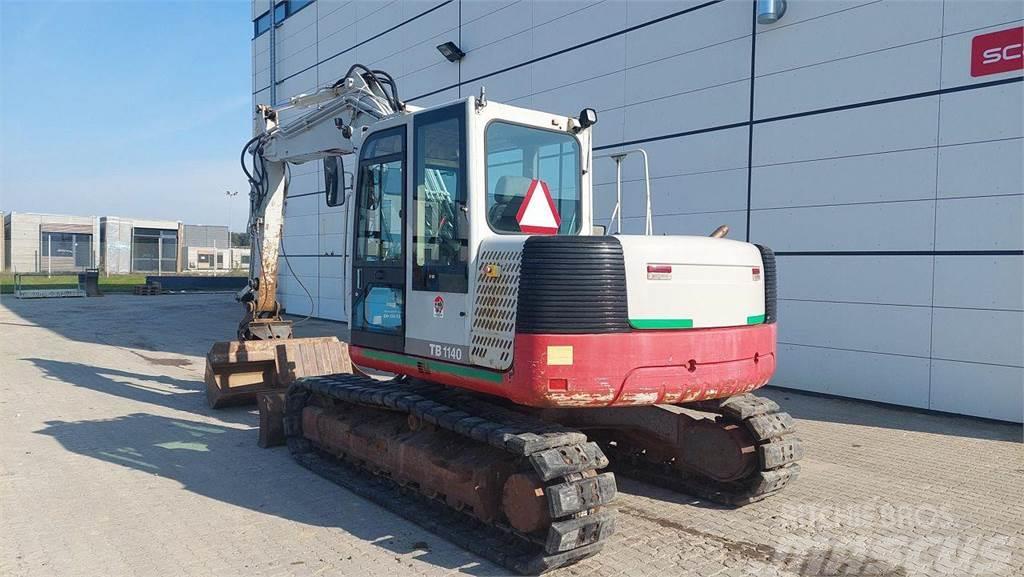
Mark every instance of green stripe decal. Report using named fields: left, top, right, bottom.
left=360, top=349, right=505, bottom=384
left=746, top=314, right=766, bottom=325
left=630, top=318, right=694, bottom=329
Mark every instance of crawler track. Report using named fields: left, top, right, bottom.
left=602, top=394, right=803, bottom=506
left=284, top=374, right=617, bottom=575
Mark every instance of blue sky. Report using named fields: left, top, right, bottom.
left=1, top=0, right=253, bottom=229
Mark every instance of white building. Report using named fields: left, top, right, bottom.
left=253, top=0, right=1023, bottom=421
left=2, top=212, right=101, bottom=273
left=99, top=216, right=182, bottom=274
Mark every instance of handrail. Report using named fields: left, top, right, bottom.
left=594, top=148, right=653, bottom=235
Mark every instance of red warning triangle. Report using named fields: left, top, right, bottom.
left=515, top=179, right=561, bottom=235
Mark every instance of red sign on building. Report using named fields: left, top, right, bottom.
left=971, top=26, right=1023, bottom=77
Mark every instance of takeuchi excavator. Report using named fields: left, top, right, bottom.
left=204, top=65, right=803, bottom=574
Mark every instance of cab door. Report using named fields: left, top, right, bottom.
left=404, top=103, right=472, bottom=363
left=350, top=127, right=406, bottom=352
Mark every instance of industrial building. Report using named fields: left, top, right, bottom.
left=3, top=212, right=101, bottom=274
left=99, top=216, right=182, bottom=274
left=253, top=0, right=1023, bottom=421
left=2, top=212, right=248, bottom=274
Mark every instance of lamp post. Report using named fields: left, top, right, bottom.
left=225, top=190, right=239, bottom=248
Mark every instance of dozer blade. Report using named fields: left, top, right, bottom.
left=204, top=336, right=351, bottom=409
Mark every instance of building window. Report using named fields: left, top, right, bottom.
left=132, top=228, right=177, bottom=273
left=289, top=0, right=314, bottom=16
left=273, top=2, right=287, bottom=24
left=39, top=232, right=92, bottom=270
left=254, top=11, right=271, bottom=37
left=259, top=0, right=314, bottom=33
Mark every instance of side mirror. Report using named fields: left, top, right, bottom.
left=324, top=156, right=345, bottom=206
left=592, top=224, right=607, bottom=236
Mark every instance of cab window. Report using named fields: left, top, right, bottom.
left=485, top=122, right=581, bottom=235
left=354, top=129, right=404, bottom=264
left=413, top=104, right=468, bottom=292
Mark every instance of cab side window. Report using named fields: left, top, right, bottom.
left=412, top=104, right=468, bottom=293
left=354, top=129, right=404, bottom=264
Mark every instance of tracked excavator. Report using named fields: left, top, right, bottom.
left=204, top=65, right=802, bottom=574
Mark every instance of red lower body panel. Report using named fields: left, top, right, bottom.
left=350, top=323, right=776, bottom=408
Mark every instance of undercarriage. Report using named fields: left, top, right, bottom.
left=542, top=394, right=803, bottom=505
left=277, top=373, right=802, bottom=574
left=284, top=374, right=617, bottom=574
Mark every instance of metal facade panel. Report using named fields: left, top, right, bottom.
left=778, top=299, right=933, bottom=358
left=750, top=200, right=937, bottom=252
left=751, top=148, right=939, bottom=209
left=776, top=255, right=934, bottom=306
left=934, top=195, right=1024, bottom=251
left=774, top=343, right=931, bottom=409
left=929, top=360, right=1024, bottom=422
left=942, top=0, right=1024, bottom=36
left=754, top=40, right=942, bottom=119
left=932, top=308, right=1024, bottom=367
left=937, top=138, right=1024, bottom=198
left=754, top=0, right=943, bottom=77
left=940, top=82, right=1024, bottom=145
left=752, top=98, right=940, bottom=165
left=933, top=255, right=1024, bottom=310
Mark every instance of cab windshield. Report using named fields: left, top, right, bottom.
left=485, top=122, right=581, bottom=235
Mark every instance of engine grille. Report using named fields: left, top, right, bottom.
left=469, top=249, right=522, bottom=370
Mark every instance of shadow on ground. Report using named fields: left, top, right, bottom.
left=761, top=387, right=1022, bottom=443
left=1, top=294, right=346, bottom=358
left=25, top=357, right=253, bottom=426
left=35, top=413, right=504, bottom=576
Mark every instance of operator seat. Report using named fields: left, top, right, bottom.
left=489, top=175, right=533, bottom=231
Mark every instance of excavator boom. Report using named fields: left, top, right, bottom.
left=205, top=66, right=407, bottom=406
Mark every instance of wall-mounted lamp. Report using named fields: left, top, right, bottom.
left=437, top=41, right=465, bottom=62
left=756, top=0, right=787, bottom=24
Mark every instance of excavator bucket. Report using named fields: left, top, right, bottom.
left=204, top=336, right=351, bottom=409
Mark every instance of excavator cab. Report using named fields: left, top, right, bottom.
left=344, top=97, right=596, bottom=368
